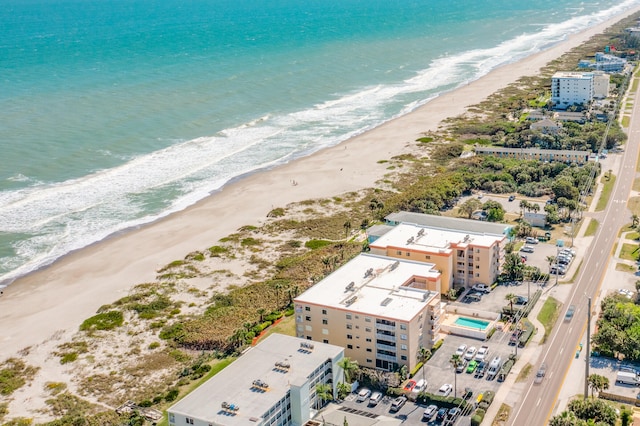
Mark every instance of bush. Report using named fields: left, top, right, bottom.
left=59, top=353, right=78, bottom=364
left=148, top=342, right=161, bottom=350
left=410, top=362, right=423, bottom=378
left=164, top=388, right=179, bottom=402
left=386, top=387, right=404, bottom=397
left=482, top=390, right=495, bottom=406
left=79, top=311, right=124, bottom=331
left=486, top=327, right=497, bottom=339
left=432, top=339, right=444, bottom=351
left=416, top=393, right=472, bottom=411
left=304, top=239, right=333, bottom=250
left=471, top=408, right=486, bottom=426
left=284, top=308, right=295, bottom=316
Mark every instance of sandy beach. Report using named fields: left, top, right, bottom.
left=1, top=5, right=639, bottom=420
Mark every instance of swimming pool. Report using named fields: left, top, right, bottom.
left=454, top=316, right=490, bottom=330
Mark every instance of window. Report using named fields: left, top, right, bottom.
left=366, top=359, right=373, bottom=363
left=322, top=319, right=328, bottom=325
left=347, top=344, right=353, bottom=349
left=322, top=328, right=329, bottom=335
left=323, top=339, right=329, bottom=344
left=426, top=255, right=431, bottom=260
left=366, top=348, right=372, bottom=352
left=305, top=316, right=311, bottom=321
left=365, top=327, right=371, bottom=332
left=305, top=325, right=312, bottom=331
left=365, top=317, right=371, bottom=323
left=400, top=324, right=407, bottom=330
left=397, top=250, right=402, bottom=255
left=400, top=334, right=407, bottom=340
left=346, top=324, right=352, bottom=329
left=169, top=414, right=175, bottom=423
left=406, top=252, right=410, bottom=256
left=401, top=355, right=407, bottom=361
left=322, top=309, right=327, bottom=315
left=366, top=338, right=372, bottom=342
left=347, top=334, right=353, bottom=340
left=346, top=314, right=352, bottom=320
left=401, top=344, right=408, bottom=350
left=305, top=306, right=311, bottom=311
left=186, top=418, right=194, bottom=425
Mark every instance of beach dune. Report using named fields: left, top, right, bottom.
left=1, top=7, right=639, bottom=364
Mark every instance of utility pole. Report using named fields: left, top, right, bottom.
left=584, top=296, right=592, bottom=399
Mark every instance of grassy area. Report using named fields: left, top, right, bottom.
left=255, top=314, right=297, bottom=344
left=619, top=243, right=640, bottom=262
left=616, top=262, right=636, bottom=273
left=626, top=231, right=640, bottom=240
left=632, top=78, right=639, bottom=92
left=623, top=116, right=631, bottom=127
left=516, top=363, right=533, bottom=382
left=595, top=174, right=616, bottom=212
left=563, top=259, right=582, bottom=284
left=537, top=297, right=561, bottom=344
left=628, top=196, right=640, bottom=215
left=633, top=178, right=640, bottom=192
left=584, top=219, right=599, bottom=237
left=492, top=403, right=511, bottom=425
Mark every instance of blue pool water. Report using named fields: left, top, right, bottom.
left=454, top=316, right=490, bottom=330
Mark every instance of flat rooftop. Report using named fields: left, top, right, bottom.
left=552, top=71, right=592, bottom=79
left=384, top=211, right=508, bottom=236
left=372, top=223, right=505, bottom=253
left=168, top=333, right=343, bottom=426
left=295, top=253, right=440, bottom=321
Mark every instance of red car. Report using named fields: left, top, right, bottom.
left=403, top=380, right=417, bottom=391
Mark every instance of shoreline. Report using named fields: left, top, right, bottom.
left=2, top=7, right=639, bottom=361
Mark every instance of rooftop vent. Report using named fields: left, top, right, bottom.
left=417, top=229, right=425, bottom=237
left=364, top=268, right=374, bottom=278
left=300, top=342, right=314, bottom=351
left=345, top=281, right=355, bottom=291
left=345, top=295, right=358, bottom=306
left=407, top=236, right=415, bottom=244
left=464, top=234, right=470, bottom=242
left=275, top=361, right=291, bottom=370
left=390, top=260, right=400, bottom=271
left=381, top=297, right=393, bottom=306
left=252, top=379, right=269, bottom=390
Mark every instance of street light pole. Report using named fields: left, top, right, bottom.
left=584, top=296, right=592, bottom=399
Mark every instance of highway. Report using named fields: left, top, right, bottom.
left=508, top=82, right=640, bottom=425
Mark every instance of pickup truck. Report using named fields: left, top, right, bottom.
left=474, top=345, right=489, bottom=362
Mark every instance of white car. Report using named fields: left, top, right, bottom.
left=369, top=391, right=383, bottom=406
left=520, top=245, right=535, bottom=253
left=472, top=283, right=491, bottom=293
left=455, top=344, right=467, bottom=357
left=464, top=346, right=477, bottom=361
left=356, top=388, right=371, bottom=402
left=437, top=383, right=453, bottom=397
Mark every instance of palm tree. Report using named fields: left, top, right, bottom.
left=532, top=203, right=540, bottom=214
left=343, top=220, right=352, bottom=240
left=519, top=200, right=529, bottom=217
left=546, top=255, right=556, bottom=275
left=257, top=308, right=267, bottom=323
left=587, top=374, right=609, bottom=398
left=632, top=214, right=639, bottom=229
left=449, top=354, right=462, bottom=397
left=549, top=410, right=581, bottom=426
left=417, top=347, right=431, bottom=382
left=505, top=293, right=517, bottom=313
left=337, top=357, right=359, bottom=384
left=314, top=383, right=333, bottom=409
left=229, top=328, right=246, bottom=349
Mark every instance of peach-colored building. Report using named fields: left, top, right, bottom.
left=369, top=223, right=506, bottom=295
left=294, top=254, right=442, bottom=372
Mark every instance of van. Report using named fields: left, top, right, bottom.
left=616, top=371, right=640, bottom=386
left=486, top=356, right=502, bottom=380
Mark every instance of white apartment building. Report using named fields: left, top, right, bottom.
left=167, top=334, right=344, bottom=426
left=294, top=253, right=442, bottom=372
left=551, top=71, right=594, bottom=109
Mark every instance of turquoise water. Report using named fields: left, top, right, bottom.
left=1, top=0, right=639, bottom=285
left=454, top=317, right=490, bottom=330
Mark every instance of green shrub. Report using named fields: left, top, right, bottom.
left=267, top=207, right=285, bottom=217
left=386, top=387, right=404, bottom=397
left=416, top=136, right=434, bottom=143
left=164, top=388, right=179, bottom=402
left=482, top=390, right=495, bottom=406
left=241, top=237, right=260, bottom=246
left=284, top=308, right=295, bottom=316
left=486, top=327, right=497, bottom=339
left=79, top=311, right=124, bottom=331
left=159, top=323, right=185, bottom=341
left=432, top=339, right=444, bottom=351
left=148, top=342, right=161, bottom=350
left=409, top=362, right=423, bottom=378
left=59, top=353, right=78, bottom=364
left=208, top=245, right=228, bottom=256
left=471, top=408, right=486, bottom=426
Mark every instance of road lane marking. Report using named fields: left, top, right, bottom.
left=536, top=398, right=541, bottom=407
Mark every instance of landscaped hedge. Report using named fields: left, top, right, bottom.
left=386, top=387, right=404, bottom=397
left=471, top=408, right=486, bottom=426
left=409, top=362, right=423, bottom=378
left=416, top=393, right=472, bottom=411
left=432, top=339, right=444, bottom=351
left=486, top=327, right=497, bottom=340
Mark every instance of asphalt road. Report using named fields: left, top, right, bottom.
left=508, top=89, right=640, bottom=425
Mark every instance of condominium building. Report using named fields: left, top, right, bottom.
left=167, top=334, right=344, bottom=426
left=294, top=253, right=442, bottom=372
left=551, top=71, right=594, bottom=109
left=474, top=146, right=591, bottom=165
left=369, top=222, right=506, bottom=294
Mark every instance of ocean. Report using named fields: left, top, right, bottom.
left=1, top=0, right=638, bottom=286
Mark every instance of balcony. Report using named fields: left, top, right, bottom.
left=375, top=323, right=396, bottom=332
left=376, top=333, right=396, bottom=342
left=376, top=342, right=396, bottom=351
left=376, top=353, right=397, bottom=363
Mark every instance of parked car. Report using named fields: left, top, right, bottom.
left=403, top=379, right=417, bottom=392
left=525, top=237, right=539, bottom=244
left=475, top=345, right=489, bottom=362
left=508, top=195, right=516, bottom=202
left=515, top=296, right=528, bottom=305
left=369, top=392, right=383, bottom=406
left=455, top=344, right=467, bottom=357
left=456, top=359, right=468, bottom=373
left=390, top=395, right=407, bottom=412
left=534, top=363, right=547, bottom=384
left=423, top=405, right=438, bottom=420
left=466, top=359, right=478, bottom=373
left=474, top=361, right=487, bottom=378
left=472, top=283, right=491, bottom=293
left=464, top=346, right=477, bottom=360
left=486, top=356, right=502, bottom=380
left=447, top=407, right=461, bottom=422
left=509, top=329, right=523, bottom=345
left=437, top=383, right=453, bottom=397
left=356, top=388, right=371, bottom=402
left=412, top=379, right=427, bottom=394
left=436, top=407, right=448, bottom=422
left=520, top=245, right=535, bottom=253
left=565, top=305, right=576, bottom=322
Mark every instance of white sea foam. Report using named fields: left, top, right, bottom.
left=1, top=0, right=639, bottom=284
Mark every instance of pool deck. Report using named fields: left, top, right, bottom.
left=440, top=310, right=500, bottom=340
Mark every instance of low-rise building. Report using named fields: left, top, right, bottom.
left=294, top=253, right=442, bottom=371
left=530, top=118, right=562, bottom=134
left=167, top=334, right=344, bottom=426
left=474, top=146, right=590, bottom=165
left=369, top=222, right=506, bottom=294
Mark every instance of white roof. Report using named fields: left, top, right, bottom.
left=168, top=334, right=343, bottom=425
left=294, top=253, right=440, bottom=322
left=552, top=71, right=592, bottom=79
left=371, top=223, right=504, bottom=252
